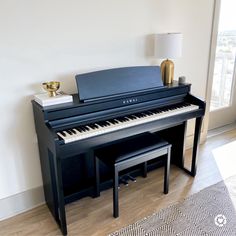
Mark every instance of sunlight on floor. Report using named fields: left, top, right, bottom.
left=212, top=140, right=236, bottom=179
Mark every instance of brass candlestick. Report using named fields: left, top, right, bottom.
left=42, top=81, right=60, bottom=97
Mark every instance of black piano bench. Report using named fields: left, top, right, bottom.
left=94, top=133, right=171, bottom=218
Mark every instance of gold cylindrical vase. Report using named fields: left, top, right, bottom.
left=160, top=59, right=174, bottom=84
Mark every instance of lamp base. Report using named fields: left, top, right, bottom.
left=160, top=59, right=174, bottom=84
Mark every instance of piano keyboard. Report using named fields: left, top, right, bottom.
left=57, top=103, right=199, bottom=143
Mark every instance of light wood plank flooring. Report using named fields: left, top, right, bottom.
left=1, top=129, right=236, bottom=236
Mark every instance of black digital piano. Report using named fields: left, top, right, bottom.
left=32, top=66, right=205, bottom=235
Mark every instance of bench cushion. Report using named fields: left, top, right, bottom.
left=95, top=133, right=169, bottom=164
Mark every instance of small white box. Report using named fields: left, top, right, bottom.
left=34, top=92, right=73, bottom=107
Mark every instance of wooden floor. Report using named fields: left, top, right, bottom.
left=1, top=129, right=236, bottom=236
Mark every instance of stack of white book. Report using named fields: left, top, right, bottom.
left=34, top=92, right=73, bottom=107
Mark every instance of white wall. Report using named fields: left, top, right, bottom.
left=0, top=0, right=214, bottom=201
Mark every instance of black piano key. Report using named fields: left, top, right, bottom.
left=94, top=123, right=103, bottom=128
left=80, top=126, right=87, bottom=132
left=88, top=124, right=96, bottom=129
left=88, top=124, right=97, bottom=130
left=184, top=103, right=191, bottom=107
left=76, top=127, right=84, bottom=133
left=127, top=115, right=135, bottom=120
left=150, top=110, right=158, bottom=114
left=94, top=123, right=101, bottom=128
left=97, top=122, right=103, bottom=127
left=116, top=117, right=124, bottom=122
left=125, top=116, right=132, bottom=120
left=108, top=119, right=117, bottom=124
left=145, top=111, right=153, bottom=116
left=71, top=129, right=77, bottom=134
left=161, top=107, right=168, bottom=111
left=136, top=113, right=144, bottom=118
left=78, top=126, right=84, bottom=133
left=66, top=130, right=73, bottom=135
left=114, top=119, right=121, bottom=123
left=176, top=104, right=183, bottom=108
left=83, top=126, right=90, bottom=131
left=113, top=119, right=119, bottom=124
left=57, top=133, right=64, bottom=140
left=104, top=121, right=110, bottom=126
left=107, top=120, right=115, bottom=125
left=97, top=122, right=104, bottom=127
left=97, top=122, right=106, bottom=127
left=69, top=129, right=75, bottom=133
left=104, top=121, right=111, bottom=126
left=60, top=131, right=67, bottom=137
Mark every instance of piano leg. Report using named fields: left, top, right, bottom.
left=190, top=116, right=203, bottom=176
left=142, top=162, right=147, bottom=178
left=94, top=155, right=101, bottom=198
left=53, top=154, right=67, bottom=236
left=181, top=116, right=203, bottom=177
left=176, top=121, right=187, bottom=169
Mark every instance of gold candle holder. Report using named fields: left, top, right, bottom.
left=42, top=81, right=60, bottom=97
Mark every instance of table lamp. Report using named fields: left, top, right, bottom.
left=155, top=33, right=183, bottom=84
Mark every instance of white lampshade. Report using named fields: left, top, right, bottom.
left=155, top=33, right=183, bottom=59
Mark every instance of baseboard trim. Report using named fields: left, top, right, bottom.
left=207, top=122, right=236, bottom=138
left=0, top=186, right=45, bottom=221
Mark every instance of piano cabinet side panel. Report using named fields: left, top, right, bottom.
left=158, top=122, right=187, bottom=168
left=61, top=151, right=112, bottom=198
left=32, top=104, right=59, bottom=221
left=39, top=145, right=59, bottom=222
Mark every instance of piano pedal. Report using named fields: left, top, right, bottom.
left=127, top=174, right=136, bottom=183
left=119, top=177, right=129, bottom=186
left=119, top=175, right=136, bottom=186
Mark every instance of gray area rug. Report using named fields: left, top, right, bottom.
left=109, top=176, right=236, bottom=236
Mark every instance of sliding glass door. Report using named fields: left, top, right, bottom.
left=209, top=0, right=236, bottom=130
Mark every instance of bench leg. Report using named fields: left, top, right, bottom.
left=164, top=146, right=171, bottom=194
left=94, top=156, right=100, bottom=198
left=113, top=166, right=119, bottom=218
left=142, top=162, right=147, bottom=178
